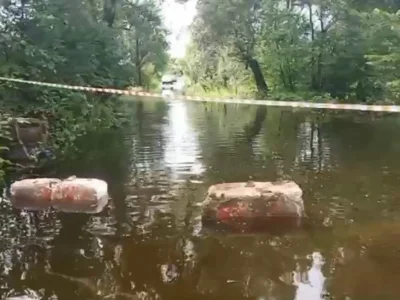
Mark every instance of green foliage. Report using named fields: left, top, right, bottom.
left=179, top=0, right=400, bottom=102
left=0, top=0, right=169, bottom=167
left=176, top=43, right=256, bottom=97
left=0, top=114, right=12, bottom=184
left=185, top=0, right=269, bottom=95
left=118, top=0, right=169, bottom=87
left=363, top=8, right=400, bottom=99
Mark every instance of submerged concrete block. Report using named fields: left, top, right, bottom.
left=10, top=176, right=108, bottom=213
left=202, top=180, right=305, bottom=230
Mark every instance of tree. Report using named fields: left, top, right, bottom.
left=176, top=42, right=254, bottom=96
left=192, top=0, right=269, bottom=95
left=258, top=0, right=310, bottom=91
left=362, top=8, right=400, bottom=99
left=119, top=0, right=168, bottom=87
left=0, top=0, right=169, bottom=161
left=182, top=0, right=400, bottom=102
left=103, top=0, right=118, bottom=27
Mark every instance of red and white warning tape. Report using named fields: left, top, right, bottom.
left=1, top=76, right=400, bottom=113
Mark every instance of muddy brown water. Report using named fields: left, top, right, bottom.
left=2, top=99, right=400, bottom=299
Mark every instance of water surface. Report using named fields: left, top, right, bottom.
left=2, top=98, right=400, bottom=300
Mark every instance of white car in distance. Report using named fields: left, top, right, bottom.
left=161, top=74, right=185, bottom=98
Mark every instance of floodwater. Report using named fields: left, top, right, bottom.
left=2, top=98, right=400, bottom=299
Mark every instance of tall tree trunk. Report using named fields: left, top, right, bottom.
left=307, top=3, right=317, bottom=89
left=279, top=65, right=288, bottom=89
left=245, top=106, right=267, bottom=141
left=274, top=40, right=289, bottom=89
left=223, top=76, right=228, bottom=88
left=355, top=81, right=366, bottom=101
left=135, top=37, right=142, bottom=86
left=103, top=0, right=117, bottom=27
left=247, top=58, right=269, bottom=96
left=316, top=11, right=326, bottom=89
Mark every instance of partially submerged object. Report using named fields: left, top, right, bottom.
left=10, top=176, right=108, bottom=213
left=201, top=180, right=305, bottom=231
left=6, top=117, right=49, bottom=162
left=9, top=178, right=61, bottom=210
left=9, top=117, right=48, bottom=144
left=51, top=177, right=108, bottom=213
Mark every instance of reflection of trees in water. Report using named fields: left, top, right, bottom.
left=255, top=110, right=335, bottom=176
left=186, top=103, right=275, bottom=181
left=187, top=102, right=258, bottom=147
left=186, top=103, right=329, bottom=180
left=244, top=106, right=267, bottom=142
left=294, top=119, right=333, bottom=172
left=186, top=102, right=335, bottom=181
left=296, top=113, right=400, bottom=225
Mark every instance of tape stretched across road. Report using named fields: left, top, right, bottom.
left=1, top=76, right=400, bottom=113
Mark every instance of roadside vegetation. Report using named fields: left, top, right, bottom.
left=0, top=0, right=169, bottom=182
left=175, top=0, right=400, bottom=103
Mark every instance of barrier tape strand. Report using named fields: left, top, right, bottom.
left=1, top=76, right=400, bottom=113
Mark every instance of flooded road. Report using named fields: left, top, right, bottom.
left=2, top=98, right=400, bottom=299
